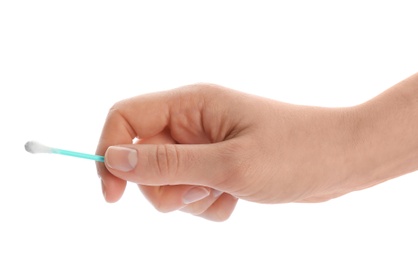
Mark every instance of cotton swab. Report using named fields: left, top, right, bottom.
left=24, top=141, right=104, bottom=162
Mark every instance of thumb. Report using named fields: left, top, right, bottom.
left=104, top=142, right=235, bottom=188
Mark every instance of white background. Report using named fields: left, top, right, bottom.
left=1, top=1, right=418, bottom=259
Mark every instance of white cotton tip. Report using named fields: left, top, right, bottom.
left=24, top=141, right=52, bottom=154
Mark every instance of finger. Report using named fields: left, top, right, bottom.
left=104, top=140, right=238, bottom=188
left=97, top=86, right=242, bottom=200
left=139, top=185, right=213, bottom=213
left=135, top=130, right=227, bottom=215
left=180, top=189, right=224, bottom=215
left=140, top=184, right=235, bottom=221
left=135, top=128, right=176, bottom=145
left=96, top=105, right=135, bottom=202
left=196, top=193, right=238, bottom=222
left=96, top=92, right=173, bottom=202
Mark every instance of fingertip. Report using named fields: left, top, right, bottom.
left=100, top=174, right=127, bottom=203
left=198, top=194, right=238, bottom=222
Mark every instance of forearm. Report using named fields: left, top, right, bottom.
left=351, top=73, right=418, bottom=189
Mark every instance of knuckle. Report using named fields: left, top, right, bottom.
left=177, top=83, right=226, bottom=100
left=154, top=144, right=180, bottom=183
left=182, top=83, right=221, bottom=91
left=107, top=100, right=124, bottom=116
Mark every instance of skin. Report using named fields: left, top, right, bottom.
left=96, top=72, right=418, bottom=221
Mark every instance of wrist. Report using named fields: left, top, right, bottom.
left=347, top=76, right=418, bottom=190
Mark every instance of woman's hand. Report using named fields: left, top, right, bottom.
left=96, top=84, right=361, bottom=221
left=97, top=74, right=418, bottom=221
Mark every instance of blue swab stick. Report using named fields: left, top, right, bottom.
left=24, top=141, right=104, bottom=162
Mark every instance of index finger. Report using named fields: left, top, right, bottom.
left=96, top=91, right=171, bottom=202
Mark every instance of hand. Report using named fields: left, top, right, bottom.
left=96, top=84, right=363, bottom=221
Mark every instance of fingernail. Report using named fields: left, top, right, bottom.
left=105, top=146, right=137, bottom=172
left=183, top=187, right=210, bottom=204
